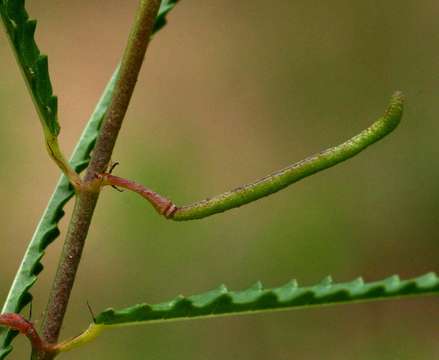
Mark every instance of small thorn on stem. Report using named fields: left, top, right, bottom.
left=111, top=185, right=124, bottom=192
left=28, top=301, right=33, bottom=322
left=86, top=301, right=96, bottom=324
left=108, top=161, right=120, bottom=174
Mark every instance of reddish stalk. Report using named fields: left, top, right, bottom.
left=0, top=314, right=57, bottom=357
left=97, top=173, right=177, bottom=217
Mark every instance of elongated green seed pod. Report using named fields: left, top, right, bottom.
left=172, top=92, right=404, bottom=220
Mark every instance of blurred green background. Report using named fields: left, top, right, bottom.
left=1, top=1, right=438, bottom=359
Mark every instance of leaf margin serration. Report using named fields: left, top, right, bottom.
left=0, top=0, right=59, bottom=136
left=95, top=272, right=439, bottom=326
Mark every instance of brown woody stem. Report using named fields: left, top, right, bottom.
left=37, top=0, right=162, bottom=358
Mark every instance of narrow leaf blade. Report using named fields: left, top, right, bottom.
left=95, top=272, right=439, bottom=326
left=0, top=0, right=59, bottom=136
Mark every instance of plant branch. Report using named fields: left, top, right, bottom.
left=97, top=173, right=177, bottom=216
left=98, top=92, right=404, bottom=221
left=38, top=0, right=162, bottom=357
left=45, top=137, right=82, bottom=189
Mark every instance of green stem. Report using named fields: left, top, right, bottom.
left=100, top=92, right=404, bottom=221
left=45, top=137, right=82, bottom=188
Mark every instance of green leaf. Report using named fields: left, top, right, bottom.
left=95, top=272, right=438, bottom=326
left=50, top=272, right=439, bottom=354
left=0, top=67, right=118, bottom=360
left=0, top=0, right=59, bottom=136
left=154, top=0, right=180, bottom=33
left=0, top=2, right=180, bottom=358
left=0, top=0, right=179, bottom=137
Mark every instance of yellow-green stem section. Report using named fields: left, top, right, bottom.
left=45, top=137, right=82, bottom=188
left=55, top=324, right=104, bottom=353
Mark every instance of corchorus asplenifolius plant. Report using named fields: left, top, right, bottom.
left=0, top=1, right=437, bottom=359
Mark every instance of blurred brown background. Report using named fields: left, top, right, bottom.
left=1, top=1, right=438, bottom=359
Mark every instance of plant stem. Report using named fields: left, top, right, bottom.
left=40, top=192, right=99, bottom=347
left=98, top=173, right=177, bottom=216
left=38, top=0, right=162, bottom=358
left=45, top=137, right=82, bottom=189
left=83, top=0, right=161, bottom=181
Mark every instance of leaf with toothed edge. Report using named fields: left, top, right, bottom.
left=154, top=0, right=180, bottom=33
left=37, top=273, right=439, bottom=353
left=0, top=0, right=59, bottom=136
left=95, top=272, right=439, bottom=326
left=0, top=2, right=181, bottom=358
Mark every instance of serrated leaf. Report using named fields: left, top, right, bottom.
left=0, top=2, right=180, bottom=358
left=0, top=67, right=118, bottom=360
left=0, top=0, right=59, bottom=136
left=95, top=272, right=439, bottom=326
left=154, top=0, right=179, bottom=33
left=49, top=274, right=439, bottom=358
